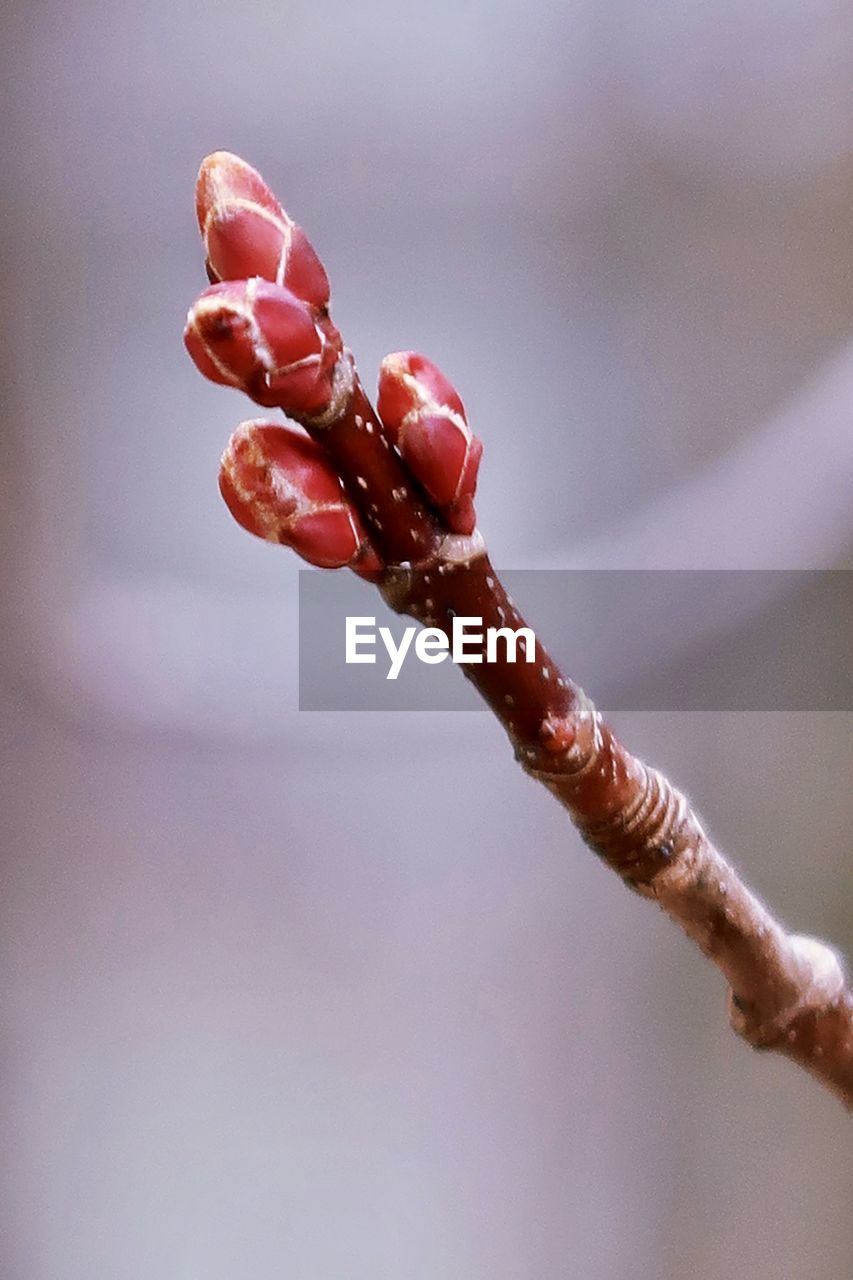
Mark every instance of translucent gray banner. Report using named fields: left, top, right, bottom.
left=298, top=570, right=851, bottom=712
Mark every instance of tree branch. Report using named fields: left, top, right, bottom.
left=184, top=151, right=853, bottom=1107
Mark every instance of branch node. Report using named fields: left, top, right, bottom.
left=303, top=349, right=356, bottom=427
left=729, top=934, right=848, bottom=1049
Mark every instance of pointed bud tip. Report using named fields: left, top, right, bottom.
left=197, top=150, right=245, bottom=185
left=378, top=351, right=466, bottom=422
left=198, top=149, right=247, bottom=176
left=194, top=152, right=330, bottom=307
left=195, top=151, right=269, bottom=225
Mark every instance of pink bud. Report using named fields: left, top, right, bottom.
left=196, top=152, right=329, bottom=308
left=184, top=278, right=341, bottom=416
left=219, top=421, right=382, bottom=573
left=377, top=352, right=483, bottom=535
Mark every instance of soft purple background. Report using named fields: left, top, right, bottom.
left=1, top=2, right=851, bottom=1277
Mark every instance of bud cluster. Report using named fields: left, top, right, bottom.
left=186, top=151, right=485, bottom=564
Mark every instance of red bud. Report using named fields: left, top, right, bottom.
left=184, top=278, right=341, bottom=417
left=377, top=352, right=483, bottom=534
left=196, top=152, right=329, bottom=308
left=219, top=421, right=382, bottom=574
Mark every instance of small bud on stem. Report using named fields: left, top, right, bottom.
left=184, top=278, right=342, bottom=416
left=377, top=351, right=483, bottom=534
left=219, top=420, right=381, bottom=574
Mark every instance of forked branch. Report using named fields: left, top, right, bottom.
left=184, top=152, right=853, bottom=1106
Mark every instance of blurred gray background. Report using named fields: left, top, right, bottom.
left=1, top=2, right=851, bottom=1277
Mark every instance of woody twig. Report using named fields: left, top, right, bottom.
left=184, top=151, right=853, bottom=1106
